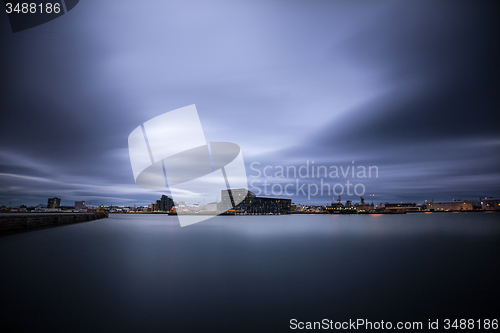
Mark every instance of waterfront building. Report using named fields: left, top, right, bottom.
left=481, top=198, right=500, bottom=211
left=202, top=202, right=218, bottom=212
left=291, top=204, right=307, bottom=212
left=427, top=200, right=472, bottom=211
left=47, top=197, right=61, bottom=209
left=220, top=188, right=248, bottom=213
left=220, top=188, right=292, bottom=214
left=149, top=195, right=174, bottom=212
left=353, top=197, right=372, bottom=212
left=149, top=203, right=157, bottom=212
left=159, top=195, right=174, bottom=211
left=326, top=196, right=375, bottom=213
left=384, top=203, right=420, bottom=212
left=75, top=201, right=85, bottom=210
left=253, top=196, right=291, bottom=214
left=325, top=198, right=358, bottom=214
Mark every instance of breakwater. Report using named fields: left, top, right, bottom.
left=0, top=213, right=108, bottom=235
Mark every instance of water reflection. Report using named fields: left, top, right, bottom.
left=0, top=213, right=499, bottom=332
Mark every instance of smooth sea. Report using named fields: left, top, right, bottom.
left=1, top=213, right=499, bottom=332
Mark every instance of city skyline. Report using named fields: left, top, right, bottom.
left=2, top=191, right=498, bottom=210
left=1, top=1, right=499, bottom=206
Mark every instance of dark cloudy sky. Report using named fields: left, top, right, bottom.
left=1, top=0, right=499, bottom=206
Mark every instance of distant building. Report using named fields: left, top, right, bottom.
left=481, top=198, right=500, bottom=211
left=149, top=195, right=174, bottom=212
left=47, top=197, right=61, bottom=209
left=220, top=188, right=292, bottom=214
left=384, top=202, right=420, bottom=212
left=75, top=201, right=85, bottom=210
left=220, top=188, right=248, bottom=212
left=291, top=204, right=307, bottom=212
left=427, top=200, right=472, bottom=211
left=355, top=197, right=372, bottom=212
left=202, top=202, right=218, bottom=212
left=159, top=195, right=174, bottom=211
left=325, top=196, right=373, bottom=213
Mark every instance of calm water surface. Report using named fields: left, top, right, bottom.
left=1, top=213, right=499, bottom=332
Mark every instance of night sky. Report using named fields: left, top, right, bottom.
left=1, top=0, right=499, bottom=206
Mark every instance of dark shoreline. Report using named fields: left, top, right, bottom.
left=0, top=213, right=108, bottom=236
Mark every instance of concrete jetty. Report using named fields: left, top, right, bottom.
left=0, top=213, right=108, bottom=235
